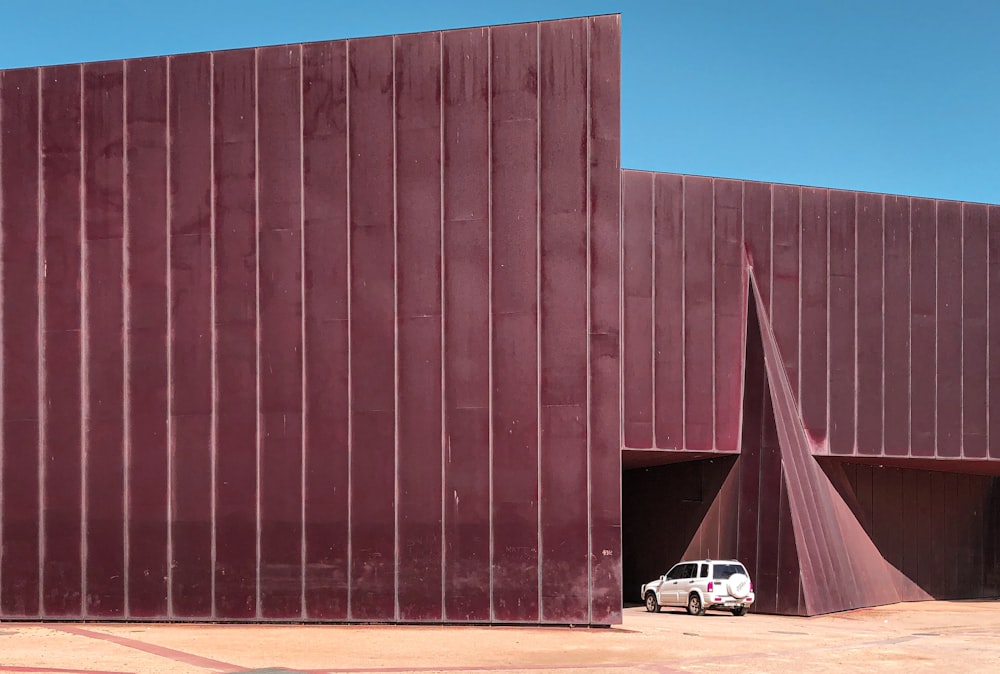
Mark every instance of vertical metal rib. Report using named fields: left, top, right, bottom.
left=208, top=51, right=218, bottom=620
left=164, top=56, right=174, bottom=620
left=36, top=66, right=48, bottom=617
left=298, top=42, right=307, bottom=620
left=253, top=47, right=262, bottom=620
left=79, top=62, right=89, bottom=619
left=121, top=61, right=132, bottom=618
left=344, top=39, right=353, bottom=622
left=534, top=23, right=543, bottom=622
left=392, top=34, right=400, bottom=623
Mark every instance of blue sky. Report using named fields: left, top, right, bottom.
left=2, top=0, right=997, bottom=204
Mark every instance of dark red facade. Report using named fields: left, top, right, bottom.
left=0, top=16, right=622, bottom=624
left=622, top=170, right=1000, bottom=615
left=2, top=15, right=998, bottom=625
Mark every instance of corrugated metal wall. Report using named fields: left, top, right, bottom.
left=621, top=169, right=1000, bottom=615
left=0, top=16, right=622, bottom=624
left=623, top=169, right=1000, bottom=462
left=621, top=172, right=746, bottom=453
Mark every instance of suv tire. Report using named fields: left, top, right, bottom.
left=727, top=573, right=751, bottom=599
left=645, top=591, right=661, bottom=613
left=686, top=592, right=705, bottom=616
left=732, top=606, right=748, bottom=616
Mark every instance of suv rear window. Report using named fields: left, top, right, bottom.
left=712, top=563, right=747, bottom=579
left=667, top=563, right=697, bottom=579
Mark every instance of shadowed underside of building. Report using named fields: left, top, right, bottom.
left=0, top=15, right=997, bottom=624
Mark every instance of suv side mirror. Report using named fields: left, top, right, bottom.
left=660, top=575, right=666, bottom=581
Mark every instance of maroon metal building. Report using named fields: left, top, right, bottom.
left=0, top=15, right=997, bottom=624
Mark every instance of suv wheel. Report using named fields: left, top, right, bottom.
left=727, top=573, right=751, bottom=599
left=686, top=592, right=705, bottom=616
left=644, top=591, right=661, bottom=613
left=732, top=606, right=748, bottom=617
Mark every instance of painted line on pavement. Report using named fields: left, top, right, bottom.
left=52, top=625, right=239, bottom=672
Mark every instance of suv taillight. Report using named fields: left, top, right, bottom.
left=749, top=582, right=753, bottom=592
left=707, top=581, right=714, bottom=592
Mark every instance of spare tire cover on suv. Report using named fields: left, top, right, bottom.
left=727, top=573, right=751, bottom=599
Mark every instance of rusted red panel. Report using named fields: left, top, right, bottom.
left=713, top=179, right=743, bottom=452
left=743, top=182, right=772, bottom=312
left=84, top=59, right=127, bottom=618
left=828, top=190, right=856, bottom=456
left=622, top=171, right=653, bottom=448
left=910, top=197, right=936, bottom=457
left=761, top=185, right=802, bottom=410
left=0, top=67, right=41, bottom=618
left=125, top=56, right=170, bottom=618
left=856, top=192, right=884, bottom=456
left=214, top=47, right=259, bottom=620
left=799, top=188, right=828, bottom=444
left=652, top=172, right=684, bottom=449
left=169, top=52, right=214, bottom=619
left=936, top=201, right=963, bottom=458
left=491, top=21, right=541, bottom=623
left=301, top=39, right=349, bottom=620
left=962, top=204, right=988, bottom=459
left=683, top=176, right=714, bottom=450
left=348, top=35, right=397, bottom=623
left=770, top=185, right=800, bottom=401
left=883, top=195, right=911, bottom=457
left=539, top=18, right=590, bottom=624
left=41, top=64, right=83, bottom=618
left=441, top=27, right=490, bottom=623
left=588, top=13, right=623, bottom=625
left=396, top=30, right=443, bottom=622
left=257, top=45, right=304, bottom=619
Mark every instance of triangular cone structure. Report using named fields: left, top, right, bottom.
left=748, top=271, right=930, bottom=615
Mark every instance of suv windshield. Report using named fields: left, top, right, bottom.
left=712, top=563, right=747, bottom=579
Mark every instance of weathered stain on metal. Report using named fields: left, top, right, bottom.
left=621, top=169, right=1000, bottom=616
left=0, top=15, right=622, bottom=624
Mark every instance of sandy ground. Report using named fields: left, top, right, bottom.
left=1, top=600, right=998, bottom=673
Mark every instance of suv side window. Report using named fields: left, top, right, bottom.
left=665, top=564, right=682, bottom=581
left=681, top=563, right=696, bottom=579
left=699, top=563, right=708, bottom=578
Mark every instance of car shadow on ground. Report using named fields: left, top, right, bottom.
left=624, top=603, right=744, bottom=618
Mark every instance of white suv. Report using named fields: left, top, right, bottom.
left=641, top=559, right=754, bottom=616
